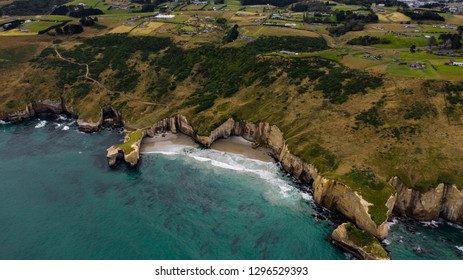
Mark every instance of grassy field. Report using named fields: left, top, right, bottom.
left=387, top=62, right=439, bottom=78
left=66, top=0, right=103, bottom=7
left=108, top=24, right=136, bottom=34
left=0, top=20, right=65, bottom=36
left=129, top=22, right=165, bottom=36
left=224, top=0, right=241, bottom=5
left=376, top=34, right=428, bottom=49
left=378, top=12, right=411, bottom=23
left=332, top=4, right=362, bottom=11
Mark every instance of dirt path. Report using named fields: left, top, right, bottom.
left=53, top=46, right=168, bottom=108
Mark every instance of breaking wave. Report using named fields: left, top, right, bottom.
left=34, top=120, right=47, bottom=128
left=144, top=145, right=311, bottom=204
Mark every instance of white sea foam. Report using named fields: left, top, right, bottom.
left=456, top=246, right=463, bottom=252
left=421, top=220, right=441, bottom=228
left=146, top=145, right=301, bottom=201
left=382, top=239, right=392, bottom=246
left=57, top=115, right=68, bottom=121
left=35, top=120, right=47, bottom=128
left=446, top=221, right=463, bottom=230
left=300, top=192, right=314, bottom=202
left=0, top=120, right=8, bottom=125
left=388, top=217, right=399, bottom=228
left=62, top=126, right=69, bottom=131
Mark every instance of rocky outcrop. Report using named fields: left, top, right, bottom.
left=332, top=223, right=389, bottom=260
left=0, top=100, right=123, bottom=133
left=77, top=119, right=101, bottom=133
left=314, top=177, right=396, bottom=240
left=144, top=115, right=395, bottom=239
left=106, top=146, right=120, bottom=167
left=391, top=176, right=463, bottom=225
left=2, top=99, right=70, bottom=123
left=77, top=107, right=123, bottom=133
left=106, top=129, right=145, bottom=167
left=123, top=133, right=144, bottom=167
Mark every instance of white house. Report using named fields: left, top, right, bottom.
left=155, top=14, right=175, bottom=19
left=453, top=61, right=463, bottom=67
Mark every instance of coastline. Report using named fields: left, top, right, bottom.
left=141, top=133, right=274, bottom=163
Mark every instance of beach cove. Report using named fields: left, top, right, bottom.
left=0, top=116, right=462, bottom=259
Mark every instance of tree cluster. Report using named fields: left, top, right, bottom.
left=51, top=5, right=103, bottom=18
left=347, top=35, right=390, bottom=46
left=439, top=33, right=462, bottom=49
left=401, top=9, right=445, bottom=21
left=223, top=24, right=239, bottom=43
left=0, top=0, right=69, bottom=16
left=55, top=24, right=84, bottom=35
left=291, top=1, right=332, bottom=13
left=328, top=10, right=378, bottom=36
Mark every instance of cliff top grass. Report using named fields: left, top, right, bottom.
left=329, top=168, right=394, bottom=225
left=116, top=129, right=143, bottom=154
left=344, top=222, right=388, bottom=259
left=3, top=29, right=463, bottom=214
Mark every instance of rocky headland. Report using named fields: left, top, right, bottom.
left=3, top=102, right=463, bottom=260
left=0, top=99, right=123, bottom=132
left=331, top=223, right=389, bottom=260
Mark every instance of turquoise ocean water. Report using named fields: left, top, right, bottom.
left=0, top=115, right=462, bottom=260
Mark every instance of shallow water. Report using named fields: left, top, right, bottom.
left=0, top=115, right=462, bottom=260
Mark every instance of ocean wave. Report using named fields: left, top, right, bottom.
left=456, top=246, right=463, bottom=252
left=0, top=120, right=9, bottom=125
left=388, top=217, right=399, bottom=228
left=146, top=146, right=302, bottom=201
left=62, top=126, right=70, bottom=131
left=35, top=120, right=47, bottom=128
left=420, top=220, right=441, bottom=228
left=446, top=221, right=463, bottom=230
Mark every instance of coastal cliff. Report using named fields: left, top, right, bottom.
left=331, top=223, right=389, bottom=260
left=2, top=99, right=70, bottom=123
left=119, top=115, right=394, bottom=240
left=391, top=176, right=463, bottom=225
left=107, top=129, right=145, bottom=167
left=0, top=99, right=123, bottom=133
left=314, top=177, right=396, bottom=240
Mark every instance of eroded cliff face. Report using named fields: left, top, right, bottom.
left=331, top=223, right=389, bottom=260
left=2, top=99, right=69, bottom=123
left=0, top=100, right=123, bottom=133
left=106, top=129, right=145, bottom=167
left=392, top=176, right=463, bottom=225
left=142, top=115, right=394, bottom=239
left=314, top=177, right=396, bottom=240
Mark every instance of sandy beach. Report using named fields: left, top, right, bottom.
left=140, top=133, right=198, bottom=153
left=211, top=136, right=273, bottom=162
left=141, top=133, right=274, bottom=162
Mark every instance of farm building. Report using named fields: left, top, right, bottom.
left=280, top=51, right=299, bottom=55
left=410, top=62, right=425, bottom=69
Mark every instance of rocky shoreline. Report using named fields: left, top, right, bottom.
left=3, top=102, right=463, bottom=260
left=105, top=114, right=463, bottom=259
left=0, top=99, right=124, bottom=132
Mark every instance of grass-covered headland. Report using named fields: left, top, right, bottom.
left=2, top=33, right=463, bottom=227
